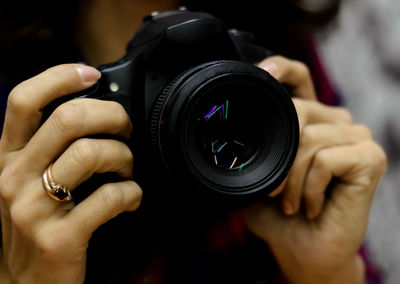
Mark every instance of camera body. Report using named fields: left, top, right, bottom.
left=51, top=9, right=299, bottom=207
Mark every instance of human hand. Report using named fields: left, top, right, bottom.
left=0, top=64, right=143, bottom=284
left=241, top=56, right=387, bottom=283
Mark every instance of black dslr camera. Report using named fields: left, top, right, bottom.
left=50, top=9, right=299, bottom=206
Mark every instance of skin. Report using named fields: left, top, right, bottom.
left=248, top=56, right=386, bottom=283
left=0, top=0, right=387, bottom=283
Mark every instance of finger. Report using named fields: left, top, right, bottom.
left=65, top=180, right=142, bottom=238
left=302, top=150, right=332, bottom=220
left=280, top=99, right=354, bottom=214
left=2, top=136, right=133, bottom=224
left=258, top=55, right=317, bottom=100
left=51, top=138, right=133, bottom=191
left=310, top=142, right=386, bottom=232
left=0, top=64, right=101, bottom=152
left=21, top=98, right=132, bottom=172
left=282, top=123, right=373, bottom=216
left=293, top=98, right=353, bottom=131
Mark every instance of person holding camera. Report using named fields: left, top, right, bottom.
left=0, top=0, right=386, bottom=283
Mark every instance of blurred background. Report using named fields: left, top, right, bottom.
left=0, top=0, right=398, bottom=281
left=314, top=0, right=400, bottom=283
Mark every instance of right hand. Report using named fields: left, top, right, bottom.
left=0, top=64, right=143, bottom=283
left=243, top=56, right=387, bottom=283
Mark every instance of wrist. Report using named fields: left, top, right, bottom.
left=283, top=255, right=365, bottom=284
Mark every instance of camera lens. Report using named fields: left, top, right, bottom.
left=151, top=60, right=298, bottom=202
left=190, top=81, right=267, bottom=172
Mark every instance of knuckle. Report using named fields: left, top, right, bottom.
left=300, top=125, right=318, bottom=146
left=128, top=182, right=143, bottom=211
left=7, top=84, right=32, bottom=113
left=294, top=60, right=311, bottom=79
left=375, top=147, right=388, bottom=173
left=334, top=107, right=353, bottom=123
left=99, top=182, right=143, bottom=213
left=36, top=238, right=59, bottom=259
left=122, top=144, right=134, bottom=167
left=271, top=55, right=285, bottom=61
left=100, top=184, right=125, bottom=212
left=364, top=141, right=387, bottom=175
left=10, top=203, right=32, bottom=233
left=0, top=183, right=11, bottom=203
left=354, top=124, right=373, bottom=140
left=291, top=98, right=306, bottom=125
left=33, top=221, right=83, bottom=261
left=69, top=138, right=100, bottom=168
left=267, top=55, right=284, bottom=65
left=109, top=101, right=130, bottom=133
left=35, top=230, right=66, bottom=259
left=50, top=102, right=85, bottom=134
left=313, top=148, right=331, bottom=169
left=0, top=166, right=20, bottom=203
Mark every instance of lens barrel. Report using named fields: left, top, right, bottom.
left=151, top=60, right=299, bottom=201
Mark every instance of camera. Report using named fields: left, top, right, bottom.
left=47, top=9, right=299, bottom=207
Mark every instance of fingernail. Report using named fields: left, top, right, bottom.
left=261, top=62, right=279, bottom=78
left=75, top=65, right=101, bottom=83
left=282, top=199, right=295, bottom=215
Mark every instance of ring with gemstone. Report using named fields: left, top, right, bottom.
left=42, top=163, right=72, bottom=202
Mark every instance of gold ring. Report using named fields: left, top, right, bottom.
left=42, top=163, right=72, bottom=202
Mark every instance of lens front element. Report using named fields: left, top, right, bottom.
left=191, top=81, right=267, bottom=172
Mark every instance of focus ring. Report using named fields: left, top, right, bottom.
left=149, top=61, right=222, bottom=158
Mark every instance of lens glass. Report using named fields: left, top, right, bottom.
left=188, top=80, right=268, bottom=173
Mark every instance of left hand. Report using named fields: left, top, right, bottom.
left=241, top=56, right=387, bottom=283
